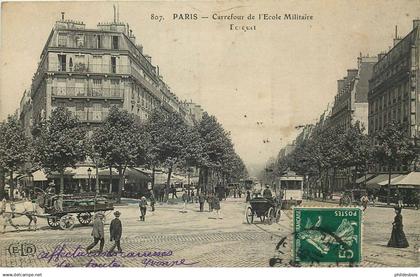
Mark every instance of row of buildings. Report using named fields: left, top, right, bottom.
left=12, top=13, right=206, bottom=196
left=276, top=19, right=420, bottom=192
left=18, top=12, right=205, bottom=137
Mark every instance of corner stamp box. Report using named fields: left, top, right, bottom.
left=293, top=207, right=362, bottom=264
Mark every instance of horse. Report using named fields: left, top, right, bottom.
left=0, top=200, right=39, bottom=233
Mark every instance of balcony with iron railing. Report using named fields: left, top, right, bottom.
left=73, top=110, right=109, bottom=122
left=52, top=86, right=124, bottom=99
left=49, top=62, right=130, bottom=75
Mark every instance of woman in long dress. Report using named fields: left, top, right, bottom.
left=387, top=206, right=409, bottom=248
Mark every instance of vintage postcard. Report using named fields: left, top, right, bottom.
left=0, top=0, right=420, bottom=275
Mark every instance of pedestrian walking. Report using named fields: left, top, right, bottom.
left=246, top=190, right=251, bottom=202
left=86, top=213, right=105, bottom=253
left=207, top=193, right=214, bottom=212
left=139, top=196, right=147, bottom=221
left=387, top=206, right=409, bottom=248
left=238, top=189, right=242, bottom=198
left=149, top=191, right=156, bottom=212
left=199, top=192, right=205, bottom=212
left=360, top=193, right=369, bottom=211
left=182, top=190, right=188, bottom=212
left=212, top=196, right=222, bottom=219
left=233, top=189, right=237, bottom=198
left=1, top=198, right=6, bottom=213
left=190, top=190, right=195, bottom=203
left=109, top=211, right=122, bottom=253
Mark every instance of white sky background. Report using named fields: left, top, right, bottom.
left=1, top=0, right=420, bottom=176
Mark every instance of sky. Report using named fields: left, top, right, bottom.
left=1, top=0, right=420, bottom=176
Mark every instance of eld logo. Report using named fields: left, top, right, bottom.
left=8, top=242, right=37, bottom=256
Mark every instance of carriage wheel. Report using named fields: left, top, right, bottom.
left=59, top=215, right=75, bottom=230
left=77, top=212, right=92, bottom=225
left=266, top=207, right=275, bottom=225
left=275, top=209, right=281, bottom=223
left=246, top=207, right=254, bottom=224
left=47, top=216, right=60, bottom=229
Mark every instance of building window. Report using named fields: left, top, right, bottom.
left=58, top=54, right=66, bottom=71
left=92, top=56, right=102, bottom=73
left=75, top=34, right=85, bottom=48
left=92, top=103, right=103, bottom=121
left=75, top=80, right=85, bottom=96
left=111, top=79, right=120, bottom=97
left=96, top=35, right=102, bottom=49
left=111, top=57, right=117, bottom=73
left=58, top=33, right=67, bottom=47
left=74, top=55, right=86, bottom=72
left=112, top=36, right=119, bottom=49
left=56, top=79, right=66, bottom=96
left=92, top=79, right=102, bottom=97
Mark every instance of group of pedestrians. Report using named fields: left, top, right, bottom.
left=86, top=210, right=122, bottom=253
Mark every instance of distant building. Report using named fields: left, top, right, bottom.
left=331, top=55, right=377, bottom=132
left=368, top=20, right=420, bottom=139
left=19, top=89, right=33, bottom=137
left=20, top=12, right=201, bottom=134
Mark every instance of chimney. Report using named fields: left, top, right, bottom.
left=61, top=12, right=65, bottom=20
left=145, top=55, right=152, bottom=63
left=347, top=69, right=358, bottom=80
left=413, top=19, right=420, bottom=29
left=378, top=52, right=386, bottom=60
left=337, top=79, right=344, bottom=95
left=393, top=25, right=401, bottom=46
left=113, top=5, right=116, bottom=23
left=157, top=65, right=160, bottom=76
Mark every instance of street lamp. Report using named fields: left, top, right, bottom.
left=87, top=167, right=92, bottom=192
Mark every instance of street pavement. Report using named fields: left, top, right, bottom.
left=0, top=198, right=419, bottom=267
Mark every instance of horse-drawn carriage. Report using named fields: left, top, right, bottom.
left=37, top=190, right=114, bottom=230
left=245, top=196, right=281, bottom=224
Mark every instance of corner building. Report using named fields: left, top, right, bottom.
left=368, top=20, right=420, bottom=140
left=28, top=15, right=199, bottom=128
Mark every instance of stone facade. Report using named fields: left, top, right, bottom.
left=21, top=14, right=203, bottom=133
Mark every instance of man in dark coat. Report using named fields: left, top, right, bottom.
left=109, top=211, right=122, bottom=252
left=149, top=191, right=156, bottom=212
left=263, top=185, right=273, bottom=199
left=198, top=192, right=205, bottom=212
left=86, top=213, right=105, bottom=253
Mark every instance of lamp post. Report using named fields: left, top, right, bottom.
left=87, top=167, right=92, bottom=192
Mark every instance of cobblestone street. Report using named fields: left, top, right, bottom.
left=0, top=198, right=419, bottom=267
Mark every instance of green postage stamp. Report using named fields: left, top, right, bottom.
left=293, top=207, right=362, bottom=264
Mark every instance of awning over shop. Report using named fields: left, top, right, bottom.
left=98, top=167, right=120, bottom=177
left=393, top=172, right=420, bottom=188
left=377, top=174, right=407, bottom=186
left=125, top=168, right=151, bottom=183
left=72, top=166, right=97, bottom=179
left=154, top=172, right=169, bottom=184
left=365, top=174, right=401, bottom=189
left=31, top=170, right=48, bottom=181
left=355, top=174, right=375, bottom=184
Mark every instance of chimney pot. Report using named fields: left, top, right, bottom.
left=61, top=12, right=65, bottom=20
left=413, top=19, right=420, bottom=29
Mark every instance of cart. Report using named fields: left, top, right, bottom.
left=37, top=191, right=114, bottom=230
left=245, top=196, right=281, bottom=224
